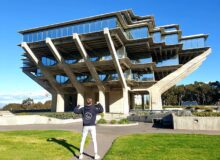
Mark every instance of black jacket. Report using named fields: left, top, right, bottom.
left=74, top=103, right=103, bottom=126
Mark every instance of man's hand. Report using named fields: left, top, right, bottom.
left=77, top=105, right=84, bottom=109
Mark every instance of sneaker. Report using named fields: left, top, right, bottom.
left=94, top=154, right=100, bottom=160
left=79, top=154, right=83, bottom=160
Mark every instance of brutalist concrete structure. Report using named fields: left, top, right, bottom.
left=19, top=10, right=211, bottom=114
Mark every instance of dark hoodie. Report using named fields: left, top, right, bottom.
left=74, top=103, right=103, bottom=126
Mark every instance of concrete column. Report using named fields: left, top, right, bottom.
left=123, top=88, right=129, bottom=115
left=141, top=94, right=145, bottom=110
left=104, top=28, right=128, bottom=89
left=77, top=92, right=84, bottom=106
left=130, top=93, right=135, bottom=110
left=51, top=93, right=65, bottom=112
left=148, top=88, right=162, bottom=110
left=99, top=90, right=106, bottom=113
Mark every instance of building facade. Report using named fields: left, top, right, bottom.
left=19, top=10, right=211, bottom=114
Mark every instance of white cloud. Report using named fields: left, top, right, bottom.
left=0, top=90, right=51, bottom=105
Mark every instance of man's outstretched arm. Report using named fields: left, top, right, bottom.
left=74, top=105, right=83, bottom=114
left=95, top=102, right=104, bottom=113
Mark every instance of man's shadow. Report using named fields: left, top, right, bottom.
left=47, top=138, right=93, bottom=159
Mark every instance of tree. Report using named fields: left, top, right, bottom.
left=22, top=98, right=34, bottom=106
left=162, top=81, right=220, bottom=106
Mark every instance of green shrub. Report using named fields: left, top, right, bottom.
left=39, top=112, right=81, bottom=119
left=194, top=106, right=212, bottom=111
left=97, top=118, right=107, bottom=124
left=110, top=120, right=117, bottom=124
left=17, top=112, right=81, bottom=119
left=100, top=113, right=104, bottom=119
left=118, top=118, right=129, bottom=124
left=192, top=112, right=220, bottom=117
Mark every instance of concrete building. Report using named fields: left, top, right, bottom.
left=18, top=10, right=211, bottom=114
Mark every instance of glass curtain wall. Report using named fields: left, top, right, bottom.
left=181, top=38, right=206, bottom=49
left=164, top=34, right=179, bottom=45
left=126, top=27, right=148, bottom=39
left=23, top=17, right=118, bottom=42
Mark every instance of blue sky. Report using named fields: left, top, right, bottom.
left=0, top=0, right=219, bottom=106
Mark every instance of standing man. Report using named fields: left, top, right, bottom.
left=74, top=98, right=103, bottom=160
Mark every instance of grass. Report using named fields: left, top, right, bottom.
left=104, top=134, right=220, bottom=160
left=0, top=130, right=88, bottom=160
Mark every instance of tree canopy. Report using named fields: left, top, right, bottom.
left=162, top=81, right=220, bottom=105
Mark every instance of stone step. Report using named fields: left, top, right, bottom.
left=0, top=111, right=15, bottom=117
left=103, top=113, right=127, bottom=120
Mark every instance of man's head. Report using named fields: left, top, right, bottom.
left=86, top=98, right=93, bottom=105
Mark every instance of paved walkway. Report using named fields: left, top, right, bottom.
left=1, top=122, right=220, bottom=160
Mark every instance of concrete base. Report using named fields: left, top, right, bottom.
left=0, top=115, right=82, bottom=125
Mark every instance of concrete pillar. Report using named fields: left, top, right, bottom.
left=148, top=89, right=162, bottom=110
left=77, top=92, right=84, bottom=106
left=123, top=88, right=129, bottom=115
left=99, top=90, right=106, bottom=113
left=141, top=94, right=145, bottom=110
left=51, top=93, right=65, bottom=112
left=130, top=93, right=135, bottom=110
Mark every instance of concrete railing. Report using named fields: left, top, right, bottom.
left=173, top=113, right=220, bottom=131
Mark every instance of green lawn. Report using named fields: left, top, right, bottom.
left=0, top=130, right=87, bottom=160
left=104, top=134, right=220, bottom=160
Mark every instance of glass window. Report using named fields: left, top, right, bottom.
left=42, top=56, right=57, bottom=66
left=90, top=21, right=96, bottom=32
left=36, top=69, right=43, bottom=77
left=32, top=32, right=37, bottom=42
left=131, top=57, right=152, bottom=64
left=132, top=72, right=154, bottom=81
left=181, top=38, right=205, bottom=49
left=156, top=55, right=179, bottom=67
left=164, top=34, right=178, bottom=45
left=56, top=75, right=69, bottom=84
left=72, top=24, right=79, bottom=33
left=164, top=27, right=177, bottom=32
left=43, top=31, right=48, bottom=39
left=95, top=20, right=102, bottom=31
left=126, top=27, right=148, bottom=39
left=152, top=32, right=161, bottom=43
left=78, top=24, right=84, bottom=34
left=55, top=28, right=61, bottom=38
left=99, top=74, right=107, bottom=81
left=37, top=32, right=43, bottom=41
left=84, top=22, right=90, bottom=33
left=48, top=30, right=53, bottom=38
left=102, top=19, right=108, bottom=28
left=67, top=26, right=72, bottom=36
left=65, top=59, right=77, bottom=64
left=23, top=34, right=28, bottom=42
left=108, top=17, right=117, bottom=28
left=62, top=27, right=68, bottom=36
